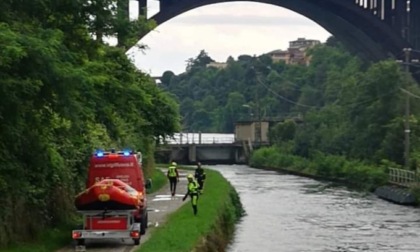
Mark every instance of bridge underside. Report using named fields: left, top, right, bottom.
left=136, top=0, right=420, bottom=79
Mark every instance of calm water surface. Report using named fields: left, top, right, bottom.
left=209, top=165, right=420, bottom=252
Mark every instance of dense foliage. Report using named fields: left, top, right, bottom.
left=162, top=39, right=420, bottom=168
left=0, top=0, right=180, bottom=246
left=250, top=147, right=389, bottom=190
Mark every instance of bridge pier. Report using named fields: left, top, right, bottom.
left=411, top=0, right=420, bottom=50
left=138, top=0, right=147, bottom=16
left=382, top=0, right=392, bottom=24
left=159, top=0, right=175, bottom=11
left=117, top=0, right=130, bottom=48
left=188, top=145, right=197, bottom=163
left=392, top=0, right=409, bottom=41
left=234, top=148, right=247, bottom=164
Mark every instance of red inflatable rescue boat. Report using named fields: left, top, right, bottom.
left=75, top=179, right=143, bottom=211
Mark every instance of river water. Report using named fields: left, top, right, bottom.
left=209, top=165, right=420, bottom=252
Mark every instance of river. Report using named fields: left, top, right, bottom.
left=209, top=165, right=420, bottom=252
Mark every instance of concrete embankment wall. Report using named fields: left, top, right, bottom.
left=374, top=186, right=417, bottom=205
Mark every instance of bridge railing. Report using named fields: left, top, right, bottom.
left=388, top=167, right=420, bottom=187
left=162, top=133, right=235, bottom=145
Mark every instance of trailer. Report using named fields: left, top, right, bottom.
left=72, top=209, right=142, bottom=250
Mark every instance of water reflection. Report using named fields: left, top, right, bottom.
left=209, top=165, right=420, bottom=252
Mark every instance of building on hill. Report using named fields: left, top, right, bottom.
left=289, top=37, right=321, bottom=49
left=267, top=50, right=291, bottom=64
left=267, top=37, right=321, bottom=66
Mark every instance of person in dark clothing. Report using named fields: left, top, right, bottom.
left=167, top=161, right=179, bottom=197
left=194, top=162, right=206, bottom=194
left=183, top=174, right=200, bottom=215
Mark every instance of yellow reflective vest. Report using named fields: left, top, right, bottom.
left=168, top=165, right=177, bottom=177
left=188, top=180, right=199, bottom=194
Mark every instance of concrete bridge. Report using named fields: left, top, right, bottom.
left=155, top=133, right=267, bottom=164
left=129, top=0, right=420, bottom=80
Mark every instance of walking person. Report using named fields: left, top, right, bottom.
left=167, top=161, right=179, bottom=197
left=183, top=174, right=200, bottom=216
left=194, top=162, right=206, bottom=194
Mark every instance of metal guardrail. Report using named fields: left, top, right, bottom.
left=388, top=167, right=420, bottom=187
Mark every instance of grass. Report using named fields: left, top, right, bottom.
left=137, top=169, right=242, bottom=252
left=0, top=224, right=75, bottom=252
left=147, top=167, right=168, bottom=194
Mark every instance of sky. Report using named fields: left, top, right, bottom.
left=126, top=0, right=332, bottom=76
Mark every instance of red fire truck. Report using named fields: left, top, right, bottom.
left=72, top=149, right=150, bottom=247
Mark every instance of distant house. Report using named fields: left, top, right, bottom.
left=288, top=47, right=306, bottom=65
left=267, top=37, right=321, bottom=66
left=267, top=49, right=291, bottom=64
left=206, top=62, right=228, bottom=69
left=289, top=37, right=321, bottom=49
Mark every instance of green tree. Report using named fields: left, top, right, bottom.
left=0, top=2, right=179, bottom=246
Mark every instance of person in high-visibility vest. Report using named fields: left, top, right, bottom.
left=167, top=161, right=179, bottom=196
left=183, top=174, right=200, bottom=216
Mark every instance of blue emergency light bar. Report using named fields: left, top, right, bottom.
left=94, top=149, right=134, bottom=157
left=95, top=149, right=105, bottom=157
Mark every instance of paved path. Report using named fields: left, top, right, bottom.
left=56, top=169, right=189, bottom=252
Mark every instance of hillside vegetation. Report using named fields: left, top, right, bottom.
left=161, top=38, right=420, bottom=172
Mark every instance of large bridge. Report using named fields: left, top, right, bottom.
left=131, top=0, right=420, bottom=79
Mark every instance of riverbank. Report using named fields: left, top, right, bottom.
left=250, top=146, right=420, bottom=205
left=254, top=164, right=418, bottom=204
left=250, top=147, right=420, bottom=205
left=138, top=168, right=244, bottom=252
left=251, top=147, right=388, bottom=191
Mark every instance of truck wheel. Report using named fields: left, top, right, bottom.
left=77, top=239, right=85, bottom=246
left=140, top=216, right=147, bottom=235
left=134, top=209, right=142, bottom=223
left=140, top=211, right=148, bottom=235
left=134, top=238, right=140, bottom=245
